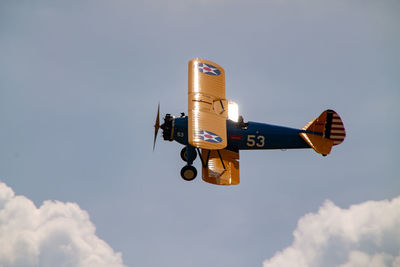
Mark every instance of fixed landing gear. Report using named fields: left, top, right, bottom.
left=180, top=147, right=197, bottom=162
left=180, top=165, right=197, bottom=181
left=180, top=146, right=198, bottom=181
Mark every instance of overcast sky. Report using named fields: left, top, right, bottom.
left=1, top=0, right=399, bottom=266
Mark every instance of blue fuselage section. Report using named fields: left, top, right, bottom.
left=172, top=117, right=311, bottom=152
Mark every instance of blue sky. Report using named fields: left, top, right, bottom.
left=1, top=0, right=399, bottom=266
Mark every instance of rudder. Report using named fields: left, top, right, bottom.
left=300, top=110, right=346, bottom=155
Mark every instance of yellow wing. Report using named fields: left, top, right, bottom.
left=188, top=58, right=227, bottom=150
left=201, top=149, right=240, bottom=185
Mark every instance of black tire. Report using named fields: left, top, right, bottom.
left=180, top=165, right=197, bottom=181
left=180, top=147, right=197, bottom=162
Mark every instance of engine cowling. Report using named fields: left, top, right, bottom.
left=161, top=114, right=174, bottom=141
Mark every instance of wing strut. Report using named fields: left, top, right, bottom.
left=219, top=100, right=225, bottom=114
left=196, top=148, right=210, bottom=168
left=216, top=150, right=226, bottom=170
left=196, top=148, right=226, bottom=171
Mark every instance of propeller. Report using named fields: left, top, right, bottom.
left=153, top=103, right=160, bottom=151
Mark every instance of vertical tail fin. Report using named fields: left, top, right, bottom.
left=300, top=110, right=346, bottom=156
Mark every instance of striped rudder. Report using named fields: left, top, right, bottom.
left=325, top=110, right=346, bottom=146
left=300, top=110, right=346, bottom=155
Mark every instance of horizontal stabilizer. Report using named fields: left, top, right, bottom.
left=300, top=132, right=333, bottom=155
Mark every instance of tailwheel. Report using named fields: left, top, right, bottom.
left=180, top=147, right=197, bottom=162
left=180, top=165, right=197, bottom=181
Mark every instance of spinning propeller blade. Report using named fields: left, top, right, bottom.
left=153, top=103, right=160, bottom=151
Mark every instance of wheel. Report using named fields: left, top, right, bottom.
left=180, top=147, right=197, bottom=162
left=180, top=165, right=197, bottom=181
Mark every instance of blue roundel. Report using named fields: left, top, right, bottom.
left=198, top=63, right=221, bottom=76
left=194, top=130, right=223, bottom=143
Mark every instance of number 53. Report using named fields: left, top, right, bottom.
left=247, top=135, right=265, bottom=147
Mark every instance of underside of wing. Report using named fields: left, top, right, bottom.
left=188, top=58, right=227, bottom=150
left=201, top=149, right=240, bottom=185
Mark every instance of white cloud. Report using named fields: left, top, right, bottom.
left=263, top=197, right=400, bottom=267
left=0, top=182, right=126, bottom=267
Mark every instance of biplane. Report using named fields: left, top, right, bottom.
left=153, top=58, right=346, bottom=185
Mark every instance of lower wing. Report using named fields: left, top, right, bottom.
left=201, top=149, right=240, bottom=185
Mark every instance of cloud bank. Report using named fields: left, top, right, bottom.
left=263, top=197, right=400, bottom=267
left=0, top=182, right=126, bottom=267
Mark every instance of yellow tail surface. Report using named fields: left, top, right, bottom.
left=300, top=110, right=346, bottom=156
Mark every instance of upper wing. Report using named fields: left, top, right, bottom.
left=188, top=58, right=228, bottom=150
left=201, top=149, right=240, bottom=185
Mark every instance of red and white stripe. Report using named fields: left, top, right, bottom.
left=330, top=113, right=346, bottom=145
